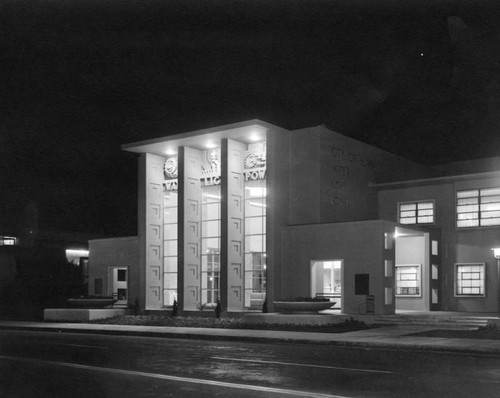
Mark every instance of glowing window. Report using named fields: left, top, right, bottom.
left=399, top=201, right=434, bottom=225
left=456, top=263, right=485, bottom=296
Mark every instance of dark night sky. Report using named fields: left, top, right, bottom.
left=2, top=0, right=500, bottom=236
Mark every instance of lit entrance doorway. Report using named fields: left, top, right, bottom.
left=311, top=260, right=342, bottom=311
left=395, top=227, right=440, bottom=312
left=108, top=267, right=128, bottom=307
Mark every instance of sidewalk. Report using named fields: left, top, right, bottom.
left=2, top=320, right=500, bottom=356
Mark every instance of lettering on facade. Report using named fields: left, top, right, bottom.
left=330, top=146, right=369, bottom=168
left=162, top=142, right=267, bottom=191
left=163, top=156, right=179, bottom=192
left=328, top=145, right=370, bottom=209
left=163, top=179, right=178, bottom=191
left=243, top=143, right=266, bottom=182
left=200, top=148, right=221, bottom=187
left=331, top=165, right=350, bottom=178
left=329, top=196, right=349, bottom=208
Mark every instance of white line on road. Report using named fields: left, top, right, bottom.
left=211, top=356, right=392, bottom=374
left=0, top=355, right=350, bottom=398
left=63, top=344, right=107, bottom=349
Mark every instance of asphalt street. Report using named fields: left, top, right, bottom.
left=0, top=329, right=499, bottom=397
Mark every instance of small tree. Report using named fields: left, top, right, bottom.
left=171, top=299, right=179, bottom=317
left=215, top=298, right=222, bottom=318
left=262, top=299, right=268, bottom=313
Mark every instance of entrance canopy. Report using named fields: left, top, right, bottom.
left=122, top=119, right=282, bottom=156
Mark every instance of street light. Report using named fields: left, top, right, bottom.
left=492, top=248, right=500, bottom=316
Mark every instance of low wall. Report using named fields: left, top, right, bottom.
left=244, top=313, right=350, bottom=325
left=44, top=308, right=126, bottom=322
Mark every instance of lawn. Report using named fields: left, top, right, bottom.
left=410, top=326, right=500, bottom=340
left=92, top=315, right=372, bottom=333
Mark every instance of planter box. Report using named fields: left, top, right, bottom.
left=273, top=301, right=335, bottom=313
left=67, top=298, right=117, bottom=309
left=44, top=308, right=125, bottom=322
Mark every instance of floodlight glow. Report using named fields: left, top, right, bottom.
left=249, top=201, right=266, bottom=208
left=66, top=249, right=89, bottom=257
left=204, top=194, right=221, bottom=200
left=492, top=248, right=500, bottom=259
left=245, top=187, right=266, bottom=197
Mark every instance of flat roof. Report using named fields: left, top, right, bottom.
left=372, top=170, right=500, bottom=190
left=122, top=119, right=284, bottom=156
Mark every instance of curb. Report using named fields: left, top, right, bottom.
left=2, top=324, right=500, bottom=358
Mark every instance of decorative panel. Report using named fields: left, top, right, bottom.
left=223, top=139, right=246, bottom=311
left=144, top=154, right=165, bottom=309
left=149, top=286, right=160, bottom=299
left=230, top=286, right=242, bottom=304
left=150, top=266, right=161, bottom=280
left=182, top=147, right=202, bottom=310
left=150, top=224, right=161, bottom=242
left=149, top=204, right=161, bottom=221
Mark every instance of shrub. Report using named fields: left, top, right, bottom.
left=215, top=299, right=221, bottom=318
left=171, top=300, right=179, bottom=317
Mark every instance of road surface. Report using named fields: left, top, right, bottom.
left=0, top=329, right=499, bottom=397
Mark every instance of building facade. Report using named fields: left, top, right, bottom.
left=88, top=120, right=500, bottom=314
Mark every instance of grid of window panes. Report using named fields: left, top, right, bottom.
left=201, top=185, right=221, bottom=306
left=456, top=263, right=485, bottom=296
left=163, top=191, right=178, bottom=306
left=395, top=265, right=421, bottom=296
left=399, top=201, right=434, bottom=225
left=244, top=179, right=266, bottom=309
left=457, top=188, right=500, bottom=228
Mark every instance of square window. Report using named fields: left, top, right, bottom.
left=457, top=188, right=500, bottom=228
left=455, top=263, right=485, bottom=296
left=395, top=265, right=421, bottom=297
left=117, top=269, right=127, bottom=282
left=399, top=201, right=434, bottom=225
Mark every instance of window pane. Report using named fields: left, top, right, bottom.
left=481, top=204, right=500, bottom=213
left=245, top=235, right=264, bottom=252
left=164, top=192, right=178, bottom=207
left=400, top=203, right=416, bottom=211
left=202, top=220, right=219, bottom=237
left=417, top=202, right=433, bottom=210
left=457, top=219, right=479, bottom=227
left=457, top=190, right=479, bottom=198
left=164, top=257, right=177, bottom=273
left=164, top=207, right=178, bottom=223
left=481, top=187, right=500, bottom=197
left=163, top=274, right=178, bottom=289
left=457, top=204, right=479, bottom=213
left=481, top=217, right=500, bottom=226
left=245, top=199, right=266, bottom=217
left=163, top=223, right=177, bottom=239
left=202, top=238, right=220, bottom=252
left=417, top=216, right=433, bottom=223
left=245, top=217, right=264, bottom=235
left=202, top=203, right=220, bottom=220
left=164, top=240, right=177, bottom=256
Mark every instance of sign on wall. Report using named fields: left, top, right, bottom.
left=200, top=148, right=221, bottom=187
left=163, top=156, right=178, bottom=191
left=162, top=141, right=267, bottom=191
left=244, top=142, right=266, bottom=182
